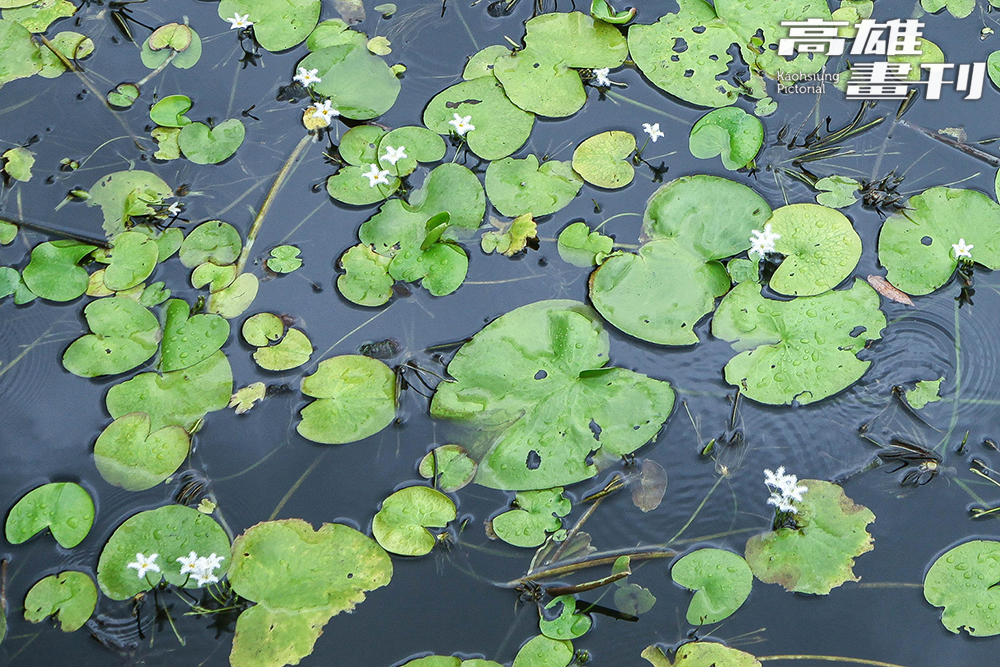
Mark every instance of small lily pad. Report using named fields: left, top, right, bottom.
left=267, top=245, right=302, bottom=273
left=254, top=328, right=313, bottom=371
left=337, top=244, right=393, bottom=306
left=491, top=488, right=571, bottom=548
left=147, top=22, right=192, bottom=52
left=0, top=220, right=16, bottom=244
left=481, top=214, right=538, bottom=256
left=149, top=95, right=193, bottom=128
left=925, top=540, right=1000, bottom=636
left=297, top=355, right=396, bottom=444
left=206, top=273, right=259, bottom=319
left=230, top=382, right=266, bottom=415
left=160, top=298, right=230, bottom=372
left=372, top=486, right=456, bottom=556
left=24, top=571, right=97, bottom=632
left=671, top=549, right=752, bottom=625
left=512, top=636, right=574, bottom=667
left=94, top=413, right=189, bottom=491
left=376, top=126, right=446, bottom=178
left=539, top=595, right=591, bottom=640
left=192, top=262, right=238, bottom=291
left=62, top=297, right=160, bottom=377
left=22, top=240, right=95, bottom=301
left=815, top=175, right=860, bottom=208
left=179, top=119, right=245, bottom=165
left=689, top=108, right=763, bottom=171
left=418, top=445, right=478, bottom=492
left=141, top=26, right=202, bottom=70
left=242, top=313, right=284, bottom=347
left=572, top=131, right=635, bottom=189
left=107, top=83, right=140, bottom=109
left=181, top=221, right=242, bottom=268
left=557, top=222, right=613, bottom=267
left=6, top=482, right=94, bottom=548
left=591, top=0, right=636, bottom=24
left=2, top=146, right=33, bottom=181
left=906, top=377, right=944, bottom=409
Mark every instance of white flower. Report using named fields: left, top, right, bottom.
left=193, top=570, right=220, bottom=587
left=593, top=67, right=612, bottom=87
left=201, top=553, right=226, bottom=570
left=311, top=99, right=339, bottom=123
left=225, top=13, right=253, bottom=29
left=448, top=113, right=475, bottom=136
left=293, top=67, right=322, bottom=87
left=177, top=552, right=226, bottom=587
left=127, top=553, right=161, bottom=579
left=381, top=145, right=407, bottom=166
left=763, top=467, right=808, bottom=514
left=364, top=163, right=391, bottom=188
left=166, top=202, right=182, bottom=216
left=177, top=551, right=199, bottom=575
left=642, top=122, right=665, bottom=142
left=952, top=238, right=973, bottom=259
left=749, top=223, right=781, bottom=256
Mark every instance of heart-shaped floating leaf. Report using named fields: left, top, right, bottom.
left=376, top=126, right=446, bottom=177
left=372, top=486, right=456, bottom=556
left=671, top=548, right=752, bottom=625
left=206, top=273, right=259, bottom=319
left=94, top=413, right=190, bottom=491
left=147, top=22, right=192, bottom=51
left=557, top=222, right=613, bottom=267
left=539, top=595, right=592, bottom=640
left=745, top=480, right=874, bottom=595
left=430, top=300, right=675, bottom=490
left=107, top=83, right=140, bottom=109
left=481, top=214, right=537, bottom=257
left=688, top=107, right=763, bottom=170
left=192, top=262, right=237, bottom=291
left=485, top=155, right=582, bottom=218
left=814, top=175, right=859, bottom=208
left=924, top=540, right=1000, bottom=636
left=141, top=26, right=202, bottom=69
left=298, top=40, right=400, bottom=119
left=62, top=297, right=160, bottom=377
left=337, top=244, right=393, bottom=306
left=766, top=203, right=862, bottom=296
left=326, top=164, right=401, bottom=206
left=713, top=280, right=885, bottom=405
left=218, top=0, right=320, bottom=51
left=21, top=240, right=95, bottom=301
left=572, top=131, right=635, bottom=189
left=641, top=641, right=761, bottom=667
left=179, top=119, right=246, bottom=165
left=418, top=445, right=478, bottom=492
left=512, top=636, right=574, bottom=667
left=36, top=32, right=95, bottom=79
left=491, top=488, right=570, bottom=548
left=297, top=355, right=396, bottom=444
left=228, top=519, right=392, bottom=667
left=5, top=482, right=94, bottom=548
left=877, top=187, right=1000, bottom=295
left=243, top=314, right=313, bottom=371
left=87, top=169, right=172, bottom=237
left=266, top=245, right=302, bottom=273
left=102, top=231, right=159, bottom=291
left=160, top=298, right=230, bottom=372
left=180, top=220, right=242, bottom=268
left=149, top=95, right=193, bottom=128
left=97, top=505, right=230, bottom=600
left=24, top=571, right=98, bottom=633
left=106, top=350, right=233, bottom=431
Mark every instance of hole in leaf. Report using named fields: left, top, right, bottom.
left=534, top=369, right=547, bottom=380
left=921, top=236, right=933, bottom=246
left=526, top=450, right=541, bottom=469
left=589, top=419, right=602, bottom=441
left=849, top=326, right=867, bottom=338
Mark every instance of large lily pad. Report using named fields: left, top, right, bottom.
left=767, top=204, right=862, bottom=297
left=372, top=486, right=456, bottom=556
left=62, top=297, right=160, bottom=377
left=924, top=540, right=1000, bottom=636
left=572, top=131, right=636, bottom=189
left=485, top=156, right=582, bottom=218
left=87, top=170, right=172, bottom=237
left=299, top=40, right=400, bottom=119
left=94, top=413, right=190, bottom=491
left=5, top=482, right=94, bottom=548
left=712, top=280, right=886, bottom=405
left=878, top=187, right=1000, bottom=295
left=297, top=355, right=396, bottom=444
left=491, top=488, right=570, bottom=548
left=218, top=0, right=320, bottom=51
left=228, top=519, right=392, bottom=667
left=24, top=571, right=98, bottom=632
left=745, top=480, right=874, bottom=595
left=0, top=19, right=43, bottom=88
left=430, top=300, right=675, bottom=490
left=22, top=240, right=95, bottom=302
left=671, top=549, right=752, bottom=625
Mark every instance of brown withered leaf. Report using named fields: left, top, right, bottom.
left=867, top=275, right=914, bottom=306
left=631, top=459, right=667, bottom=513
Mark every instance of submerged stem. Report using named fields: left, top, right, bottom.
left=759, top=655, right=911, bottom=667
left=500, top=547, right=674, bottom=588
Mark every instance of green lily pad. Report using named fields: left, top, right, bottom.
left=407, top=163, right=486, bottom=232
left=418, top=445, right=478, bottom=492
left=306, top=18, right=367, bottom=50
left=376, top=126, right=446, bottom=177
left=140, top=281, right=171, bottom=307
left=97, top=505, right=230, bottom=600
left=0, top=220, right=15, bottom=244
left=539, top=595, right=592, bottom=640
left=921, top=0, right=975, bottom=18
left=228, top=519, right=392, bottom=667
left=557, top=221, right=613, bottom=267
left=485, top=156, right=583, bottom=218
left=94, top=413, right=189, bottom=491
left=641, top=642, right=761, bottom=667
left=766, top=204, right=862, bottom=297
left=150, top=95, right=193, bottom=128
left=671, top=549, right=752, bottom=625
left=267, top=245, right=302, bottom=273
left=689, top=108, right=763, bottom=171
left=924, top=540, right=1000, bottom=636
left=463, top=44, right=511, bottom=80
left=0, top=19, right=43, bottom=87
left=179, top=119, right=245, bottom=165
left=106, top=351, right=233, bottom=431
left=297, top=355, right=396, bottom=444
left=326, top=165, right=400, bottom=206
left=141, top=26, right=202, bottom=69
left=37, top=31, right=93, bottom=80
left=180, top=221, right=242, bottom=268
left=877, top=187, right=1000, bottom=295
left=253, top=327, right=313, bottom=371
left=299, top=40, right=400, bottom=120
left=615, top=582, right=656, bottom=615
left=2, top=146, right=33, bottom=181
left=62, top=297, right=160, bottom=377
left=231, top=382, right=267, bottom=414
left=87, top=170, right=172, bottom=237
left=242, top=313, right=284, bottom=346
left=151, top=127, right=182, bottom=160
left=372, top=486, right=456, bottom=556
left=491, top=488, right=570, bottom=548
left=147, top=22, right=191, bottom=51
left=590, top=0, right=636, bottom=24
left=906, top=377, right=943, bottom=409
left=206, top=273, right=259, bottom=319
left=512, top=636, right=573, bottom=667
left=0, top=267, right=19, bottom=299
left=712, top=280, right=886, bottom=405
left=745, top=480, right=875, bottom=595
left=336, top=244, right=393, bottom=306
left=423, top=75, right=534, bottom=161
left=218, top=0, right=320, bottom=51
left=430, top=300, right=675, bottom=490
left=21, top=240, right=95, bottom=301
left=6, top=482, right=94, bottom=548
left=192, top=262, right=238, bottom=291
left=492, top=12, right=628, bottom=117
left=401, top=658, right=501, bottom=667
left=107, top=82, right=140, bottom=109
left=3, top=0, right=76, bottom=33
left=481, top=214, right=538, bottom=257
left=989, top=51, right=1000, bottom=89
left=103, top=231, right=159, bottom=291
left=572, top=131, right=635, bottom=189
left=815, top=175, right=859, bottom=208
left=160, top=298, right=230, bottom=372
left=24, top=571, right=97, bottom=632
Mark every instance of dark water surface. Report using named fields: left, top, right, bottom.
left=2, top=0, right=1000, bottom=665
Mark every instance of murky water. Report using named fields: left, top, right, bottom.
left=2, top=0, right=1000, bottom=665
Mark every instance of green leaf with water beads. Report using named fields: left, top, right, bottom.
left=179, top=119, right=245, bottom=165
left=267, top=245, right=302, bottom=273
left=193, top=262, right=237, bottom=291
left=62, top=297, right=160, bottom=377
left=102, top=230, right=159, bottom=291
left=297, top=355, right=396, bottom=444
left=485, top=156, right=583, bottom=218
left=107, top=350, right=233, bottom=431
left=376, top=126, right=446, bottom=177
left=492, top=12, right=627, bottom=117
left=228, top=519, right=392, bottom=667
left=5, top=483, right=94, bottom=548
left=2, top=146, right=33, bottom=181
left=814, top=175, right=859, bottom=208
left=491, top=488, right=571, bottom=548
left=423, top=74, right=535, bottom=161
left=0, top=19, right=42, bottom=87
left=24, top=571, right=97, bottom=632
left=641, top=642, right=761, bottom=667
left=878, top=187, right=1000, bottom=295
left=671, top=549, right=752, bottom=625
left=107, top=82, right=139, bottom=109
left=150, top=95, right=193, bottom=127
left=97, top=505, right=230, bottom=600
left=924, top=540, right=1000, bottom=636
left=21, top=240, right=95, bottom=301
left=540, top=596, right=592, bottom=640
left=512, top=636, right=574, bottom=667
left=418, top=445, right=478, bottom=492
left=906, top=377, right=944, bottom=409
left=920, top=0, right=975, bottom=18
left=766, top=204, right=862, bottom=297
left=218, top=0, right=319, bottom=51
left=337, top=244, right=393, bottom=306
left=180, top=221, right=241, bottom=268
left=0, top=220, right=15, bottom=244
left=93, top=413, right=189, bottom=491
left=430, top=300, right=675, bottom=491
left=141, top=25, right=202, bottom=70
left=87, top=170, right=172, bottom=237
left=373, top=486, right=456, bottom=556
left=299, top=41, right=400, bottom=120
left=571, top=131, right=635, bottom=189
left=689, top=108, right=763, bottom=171
left=745, top=480, right=874, bottom=595
left=160, top=298, right=230, bottom=372
left=3, top=0, right=76, bottom=32
left=557, top=222, right=613, bottom=267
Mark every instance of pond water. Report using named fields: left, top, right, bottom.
left=2, top=0, right=1000, bottom=665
